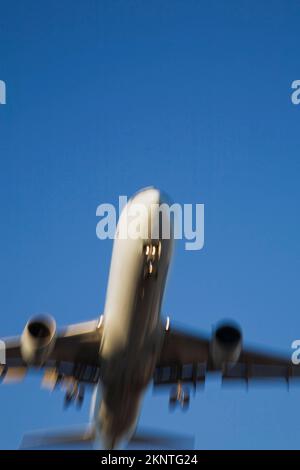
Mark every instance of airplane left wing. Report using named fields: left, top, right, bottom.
left=0, top=320, right=103, bottom=388
left=154, top=325, right=300, bottom=389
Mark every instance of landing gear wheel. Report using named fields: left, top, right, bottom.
left=64, top=390, right=73, bottom=409
left=169, top=387, right=178, bottom=411
left=76, top=385, right=85, bottom=408
left=63, top=383, right=84, bottom=409
left=181, top=391, right=190, bottom=411
left=169, top=383, right=191, bottom=411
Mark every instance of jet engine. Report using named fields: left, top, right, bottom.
left=21, top=315, right=56, bottom=365
left=210, top=322, right=242, bottom=370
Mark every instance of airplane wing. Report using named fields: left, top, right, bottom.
left=154, top=325, right=300, bottom=388
left=0, top=320, right=103, bottom=388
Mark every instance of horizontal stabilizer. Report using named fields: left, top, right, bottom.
left=129, top=428, right=195, bottom=449
left=20, top=424, right=95, bottom=449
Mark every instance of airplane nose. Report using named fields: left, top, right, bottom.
left=130, top=186, right=161, bottom=207
left=117, top=187, right=174, bottom=243
left=133, top=188, right=174, bottom=241
left=132, top=187, right=172, bottom=206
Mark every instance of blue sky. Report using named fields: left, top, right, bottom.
left=0, top=0, right=300, bottom=449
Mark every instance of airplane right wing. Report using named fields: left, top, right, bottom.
left=154, top=324, right=300, bottom=389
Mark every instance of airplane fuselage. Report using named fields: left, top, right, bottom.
left=93, top=188, right=173, bottom=448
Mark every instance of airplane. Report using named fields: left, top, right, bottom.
left=1, top=186, right=299, bottom=449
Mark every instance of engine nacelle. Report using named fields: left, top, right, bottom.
left=210, top=322, right=242, bottom=370
left=21, top=315, right=56, bottom=365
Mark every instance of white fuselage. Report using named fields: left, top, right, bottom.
left=91, top=188, right=174, bottom=449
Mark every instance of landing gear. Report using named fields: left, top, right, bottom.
left=182, top=392, right=190, bottom=411
left=143, top=241, right=161, bottom=278
left=64, top=390, right=73, bottom=408
left=169, top=382, right=190, bottom=411
left=76, top=384, right=85, bottom=408
left=64, top=383, right=85, bottom=409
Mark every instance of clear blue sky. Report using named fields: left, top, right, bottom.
left=0, top=0, right=300, bottom=449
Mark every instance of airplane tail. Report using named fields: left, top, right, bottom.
left=20, top=425, right=194, bottom=450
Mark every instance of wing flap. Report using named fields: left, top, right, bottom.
left=155, top=325, right=300, bottom=388
left=0, top=319, right=103, bottom=389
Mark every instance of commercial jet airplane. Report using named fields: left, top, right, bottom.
left=1, top=187, right=299, bottom=449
